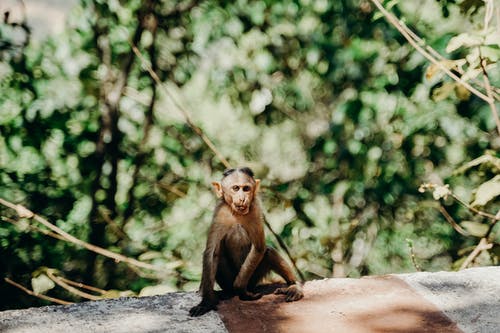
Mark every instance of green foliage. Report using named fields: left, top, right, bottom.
left=0, top=0, right=499, bottom=309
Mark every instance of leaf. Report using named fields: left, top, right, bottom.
left=459, top=221, right=488, bottom=237
left=479, top=45, right=500, bottom=62
left=372, top=11, right=384, bottom=21
left=432, top=82, right=456, bottom=101
left=425, top=59, right=466, bottom=80
left=471, top=175, right=500, bottom=207
left=101, top=290, right=135, bottom=299
left=484, top=32, right=500, bottom=47
left=454, top=154, right=500, bottom=175
left=446, top=33, right=482, bottom=53
left=31, top=274, right=55, bottom=294
left=455, top=83, right=471, bottom=101
left=139, top=284, right=176, bottom=297
left=461, top=67, right=482, bottom=82
left=138, top=251, right=163, bottom=261
left=452, top=256, right=467, bottom=270
left=465, top=47, right=480, bottom=66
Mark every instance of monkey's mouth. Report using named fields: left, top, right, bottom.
left=233, top=204, right=249, bottom=215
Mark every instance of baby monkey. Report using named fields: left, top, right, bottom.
left=189, top=167, right=303, bottom=317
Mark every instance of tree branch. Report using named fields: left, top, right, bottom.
left=156, top=181, right=187, bottom=198
left=1, top=216, right=67, bottom=241
left=0, top=197, right=166, bottom=273
left=479, top=53, right=500, bottom=136
left=449, top=192, right=500, bottom=222
left=87, top=1, right=151, bottom=282
left=45, top=269, right=102, bottom=301
left=369, top=0, right=494, bottom=104
left=130, top=43, right=232, bottom=169
left=485, top=210, right=500, bottom=239
left=438, top=205, right=471, bottom=237
left=99, top=208, right=130, bottom=241
left=263, top=215, right=306, bottom=282
left=4, top=277, right=73, bottom=305
left=401, top=15, right=500, bottom=101
left=124, top=9, right=159, bottom=222
left=58, top=276, right=107, bottom=295
left=459, top=237, right=493, bottom=270
left=405, top=238, right=422, bottom=272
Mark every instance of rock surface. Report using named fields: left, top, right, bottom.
left=2, top=267, right=500, bottom=333
left=218, top=275, right=461, bottom=333
left=0, top=292, right=226, bottom=333
left=399, top=267, right=500, bottom=333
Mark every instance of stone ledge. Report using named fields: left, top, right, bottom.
left=0, top=291, right=226, bottom=333
left=1, top=267, right=500, bottom=333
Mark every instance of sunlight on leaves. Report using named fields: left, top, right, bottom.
left=471, top=175, right=500, bottom=207
left=31, top=274, right=55, bottom=295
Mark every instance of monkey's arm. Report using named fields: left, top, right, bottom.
left=189, top=227, right=223, bottom=317
left=233, top=243, right=266, bottom=300
left=266, top=248, right=304, bottom=302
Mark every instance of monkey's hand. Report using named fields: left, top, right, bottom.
left=234, top=278, right=262, bottom=301
left=189, top=300, right=217, bottom=317
left=238, top=290, right=263, bottom=301
left=274, top=284, right=304, bottom=302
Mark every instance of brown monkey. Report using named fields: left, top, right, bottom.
left=189, top=167, right=303, bottom=317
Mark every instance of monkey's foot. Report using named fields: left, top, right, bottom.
left=274, top=284, right=304, bottom=302
left=238, top=290, right=263, bottom=301
left=189, top=301, right=217, bottom=317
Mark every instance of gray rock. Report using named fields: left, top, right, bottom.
left=0, top=292, right=227, bottom=333
left=398, top=266, right=500, bottom=333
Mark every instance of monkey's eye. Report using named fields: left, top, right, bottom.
left=232, top=185, right=240, bottom=192
left=242, top=186, right=251, bottom=192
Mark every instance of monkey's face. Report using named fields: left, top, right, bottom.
left=212, top=171, right=260, bottom=215
left=224, top=183, right=254, bottom=215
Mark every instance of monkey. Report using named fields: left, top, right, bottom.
left=189, top=167, right=303, bottom=317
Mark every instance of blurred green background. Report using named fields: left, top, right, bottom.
left=1, top=0, right=499, bottom=310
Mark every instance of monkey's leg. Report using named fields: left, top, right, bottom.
left=215, top=250, right=238, bottom=300
left=216, top=257, right=235, bottom=290
left=189, top=238, right=223, bottom=317
left=216, top=261, right=260, bottom=301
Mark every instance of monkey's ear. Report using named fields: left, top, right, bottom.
left=212, top=181, right=223, bottom=198
left=254, top=179, right=261, bottom=194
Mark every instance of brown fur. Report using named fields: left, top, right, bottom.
left=189, top=168, right=303, bottom=317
